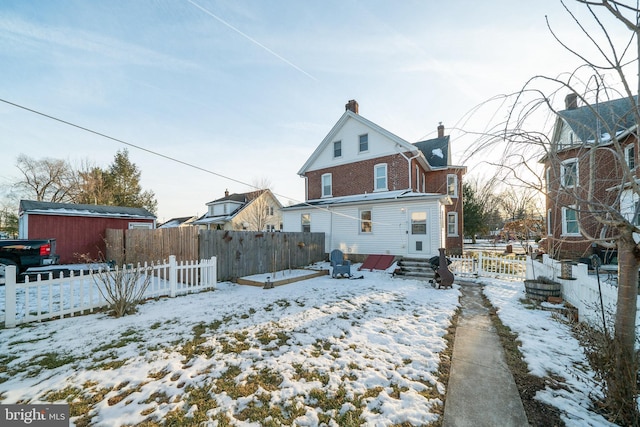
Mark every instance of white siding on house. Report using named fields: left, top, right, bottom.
left=308, top=118, right=404, bottom=172
left=282, top=198, right=444, bottom=258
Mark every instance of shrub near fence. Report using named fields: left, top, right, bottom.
left=2, top=256, right=216, bottom=328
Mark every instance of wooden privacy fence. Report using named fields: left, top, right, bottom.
left=105, top=228, right=326, bottom=281
left=201, top=230, right=324, bottom=281
left=2, top=256, right=217, bottom=328
left=106, top=227, right=199, bottom=265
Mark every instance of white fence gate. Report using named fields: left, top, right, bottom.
left=2, top=255, right=217, bottom=328
left=449, top=253, right=527, bottom=280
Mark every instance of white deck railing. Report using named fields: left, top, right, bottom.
left=449, top=253, right=527, bottom=281
left=2, top=255, right=216, bottom=328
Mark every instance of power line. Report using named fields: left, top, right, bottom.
left=0, top=97, right=376, bottom=224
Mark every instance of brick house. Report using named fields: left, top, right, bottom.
left=282, top=100, right=466, bottom=258
left=542, top=93, right=638, bottom=260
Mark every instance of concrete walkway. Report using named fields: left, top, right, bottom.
left=442, top=283, right=529, bottom=427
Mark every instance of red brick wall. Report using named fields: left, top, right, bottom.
left=305, top=153, right=413, bottom=199
left=544, top=137, right=635, bottom=259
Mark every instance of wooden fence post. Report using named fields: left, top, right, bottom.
left=5, top=266, right=17, bottom=328
left=477, top=252, right=484, bottom=276
left=169, top=255, right=177, bottom=298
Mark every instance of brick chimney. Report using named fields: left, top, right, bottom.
left=565, top=93, right=578, bottom=110
left=345, top=99, right=359, bottom=114
left=224, top=189, right=229, bottom=197
left=437, top=122, right=444, bottom=138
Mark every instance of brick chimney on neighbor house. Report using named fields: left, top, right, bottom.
left=437, top=122, right=445, bottom=138
left=345, top=99, right=359, bottom=114
left=224, top=189, right=229, bottom=197
left=565, top=93, right=578, bottom=110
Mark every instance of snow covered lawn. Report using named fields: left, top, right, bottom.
left=0, top=268, right=459, bottom=426
left=480, top=277, right=617, bottom=427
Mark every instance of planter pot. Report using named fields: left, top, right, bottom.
left=524, top=279, right=561, bottom=301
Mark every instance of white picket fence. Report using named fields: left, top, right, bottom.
left=449, top=253, right=527, bottom=280
left=2, top=255, right=217, bottom=328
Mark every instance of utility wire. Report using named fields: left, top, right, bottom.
left=0, top=97, right=386, bottom=224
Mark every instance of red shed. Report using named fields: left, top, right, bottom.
left=19, top=200, right=156, bottom=264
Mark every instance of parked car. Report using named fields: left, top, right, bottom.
left=0, top=239, right=59, bottom=284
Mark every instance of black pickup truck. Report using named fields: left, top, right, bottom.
left=0, top=239, right=60, bottom=283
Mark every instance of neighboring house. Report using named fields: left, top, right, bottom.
left=192, top=189, right=283, bottom=231
left=281, top=100, right=466, bottom=258
left=542, top=93, right=638, bottom=260
left=18, top=200, right=156, bottom=264
left=158, top=216, right=198, bottom=228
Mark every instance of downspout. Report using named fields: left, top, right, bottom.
left=396, top=145, right=421, bottom=190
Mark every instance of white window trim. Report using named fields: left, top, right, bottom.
left=129, top=222, right=153, bottom=230
left=625, top=144, right=636, bottom=170
left=301, top=213, right=311, bottom=232
left=447, top=174, right=458, bottom=198
left=547, top=209, right=552, bottom=236
left=561, top=206, right=580, bottom=236
left=321, top=173, right=332, bottom=198
left=374, top=163, right=388, bottom=192
left=447, top=212, right=458, bottom=237
left=359, top=209, right=372, bottom=234
left=359, top=133, right=369, bottom=153
left=560, top=158, right=578, bottom=188
left=333, top=140, right=342, bottom=158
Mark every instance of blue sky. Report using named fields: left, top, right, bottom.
left=0, top=0, right=632, bottom=222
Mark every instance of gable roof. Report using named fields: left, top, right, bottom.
left=206, top=190, right=265, bottom=205
left=194, top=189, right=282, bottom=225
left=19, top=200, right=156, bottom=219
left=297, top=110, right=427, bottom=175
left=558, top=95, right=638, bottom=144
left=413, top=135, right=450, bottom=168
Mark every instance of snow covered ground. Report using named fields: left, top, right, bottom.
left=0, top=264, right=617, bottom=426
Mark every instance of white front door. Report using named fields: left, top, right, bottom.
left=408, top=209, right=430, bottom=256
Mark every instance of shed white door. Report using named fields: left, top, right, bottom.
left=408, top=209, right=430, bottom=256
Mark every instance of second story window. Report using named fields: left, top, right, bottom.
left=561, top=159, right=578, bottom=188
left=625, top=144, right=636, bottom=170
left=359, top=134, right=369, bottom=152
left=333, top=141, right=342, bottom=158
left=374, top=164, right=387, bottom=191
left=322, top=173, right=332, bottom=197
left=447, top=174, right=458, bottom=197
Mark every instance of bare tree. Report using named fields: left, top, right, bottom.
left=465, top=1, right=639, bottom=422
left=14, top=154, right=77, bottom=202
